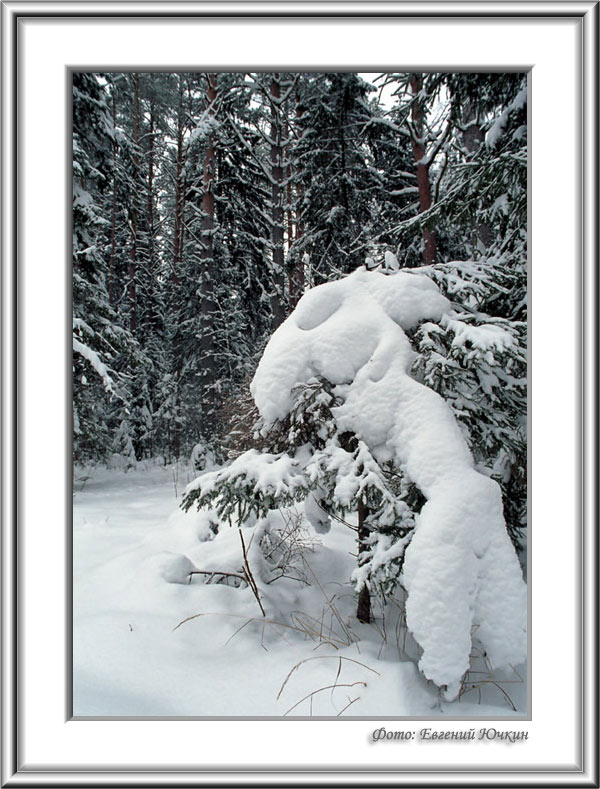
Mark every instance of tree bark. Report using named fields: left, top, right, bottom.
left=173, top=78, right=185, bottom=284
left=201, top=74, right=217, bottom=264
left=339, top=82, right=349, bottom=214
left=270, top=74, right=286, bottom=327
left=356, top=498, right=371, bottom=623
left=461, top=99, right=492, bottom=249
left=288, top=93, right=305, bottom=308
left=108, top=87, right=118, bottom=306
left=286, top=119, right=294, bottom=256
left=128, top=71, right=140, bottom=332
left=198, top=72, right=218, bottom=437
left=147, top=102, right=156, bottom=270
left=410, top=73, right=437, bottom=266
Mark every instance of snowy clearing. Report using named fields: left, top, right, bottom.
left=73, top=461, right=526, bottom=718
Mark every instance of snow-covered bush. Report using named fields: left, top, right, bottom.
left=257, top=508, right=320, bottom=586
left=183, top=377, right=418, bottom=612
left=183, top=266, right=526, bottom=699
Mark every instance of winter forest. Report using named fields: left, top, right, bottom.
left=73, top=71, right=528, bottom=717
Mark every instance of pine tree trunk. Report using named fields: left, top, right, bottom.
left=201, top=74, right=216, bottom=263
left=199, top=72, right=218, bottom=438
left=128, top=71, right=140, bottom=332
left=270, top=75, right=286, bottom=327
left=356, top=498, right=371, bottom=623
left=173, top=77, right=185, bottom=285
left=339, top=86, right=349, bottom=214
left=410, top=73, right=437, bottom=266
left=286, top=124, right=293, bottom=256
left=147, top=103, right=155, bottom=269
left=288, top=94, right=305, bottom=308
left=461, top=99, right=492, bottom=249
left=108, top=88, right=117, bottom=305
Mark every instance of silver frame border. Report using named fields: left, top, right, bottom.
left=1, top=2, right=598, bottom=787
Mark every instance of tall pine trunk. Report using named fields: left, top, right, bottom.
left=288, top=94, right=305, bottom=308
left=108, top=87, right=118, bottom=306
left=461, top=99, right=492, bottom=249
left=173, top=76, right=185, bottom=285
left=171, top=77, right=186, bottom=461
left=128, top=72, right=140, bottom=332
left=270, top=75, right=286, bottom=327
left=147, top=102, right=156, bottom=270
left=201, top=74, right=216, bottom=268
left=410, top=73, right=437, bottom=266
left=199, top=72, right=218, bottom=439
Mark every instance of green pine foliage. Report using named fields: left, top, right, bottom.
left=410, top=293, right=526, bottom=550
left=291, top=73, right=385, bottom=281
left=182, top=377, right=422, bottom=600
left=72, top=73, right=135, bottom=462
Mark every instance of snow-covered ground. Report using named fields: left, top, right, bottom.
left=73, top=461, right=526, bottom=718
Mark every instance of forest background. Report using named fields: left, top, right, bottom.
left=73, top=71, right=526, bottom=545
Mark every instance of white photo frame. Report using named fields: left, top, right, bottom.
left=1, top=1, right=597, bottom=785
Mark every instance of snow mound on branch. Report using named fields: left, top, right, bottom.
left=251, top=267, right=526, bottom=698
left=252, top=268, right=449, bottom=427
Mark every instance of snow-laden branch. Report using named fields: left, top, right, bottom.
left=416, top=116, right=452, bottom=168
left=486, top=86, right=527, bottom=148
left=73, top=336, right=116, bottom=395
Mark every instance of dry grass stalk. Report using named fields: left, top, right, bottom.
left=457, top=642, right=523, bottom=711
left=283, top=681, right=367, bottom=716
left=277, top=655, right=380, bottom=701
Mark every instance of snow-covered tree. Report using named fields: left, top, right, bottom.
left=290, top=73, right=384, bottom=282
left=182, top=266, right=527, bottom=699
left=72, top=73, right=135, bottom=462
